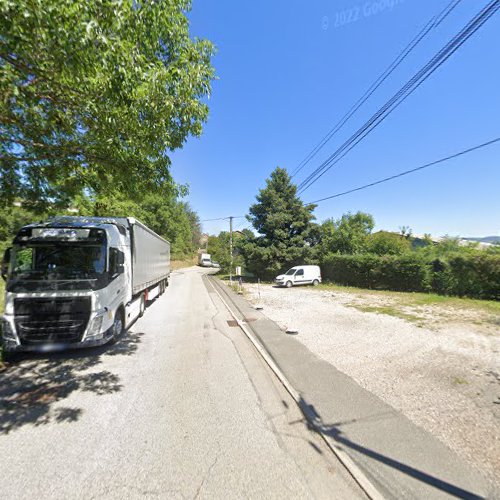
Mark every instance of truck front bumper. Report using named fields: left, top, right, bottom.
left=1, top=315, right=114, bottom=353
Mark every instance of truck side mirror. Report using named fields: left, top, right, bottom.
left=1, top=247, right=11, bottom=280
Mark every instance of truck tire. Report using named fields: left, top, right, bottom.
left=109, top=309, right=124, bottom=344
left=2, top=350, right=18, bottom=363
left=286, top=281, right=293, bottom=288
left=139, top=294, right=146, bottom=317
left=312, top=279, right=319, bottom=286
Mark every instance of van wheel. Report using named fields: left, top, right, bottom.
left=139, top=294, right=146, bottom=317
left=286, top=281, right=293, bottom=288
left=312, top=279, right=319, bottom=286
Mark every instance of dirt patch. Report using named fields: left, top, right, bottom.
left=239, top=282, right=500, bottom=487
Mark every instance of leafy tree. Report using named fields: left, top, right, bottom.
left=183, top=203, right=202, bottom=250
left=0, top=0, right=215, bottom=208
left=207, top=232, right=231, bottom=271
left=0, top=204, right=41, bottom=253
left=320, top=211, right=374, bottom=255
left=206, top=230, right=250, bottom=273
left=81, top=190, right=199, bottom=259
left=366, top=231, right=411, bottom=256
left=240, top=167, right=316, bottom=278
left=399, top=226, right=413, bottom=239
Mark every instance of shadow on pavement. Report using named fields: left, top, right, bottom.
left=0, top=330, right=144, bottom=434
left=298, top=397, right=485, bottom=500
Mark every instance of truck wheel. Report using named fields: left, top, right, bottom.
left=286, top=281, right=293, bottom=288
left=2, top=350, right=18, bottom=363
left=109, top=310, right=124, bottom=344
left=139, top=294, right=146, bottom=317
left=312, top=279, right=319, bottom=286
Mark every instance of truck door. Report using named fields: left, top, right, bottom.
left=107, top=248, right=126, bottom=313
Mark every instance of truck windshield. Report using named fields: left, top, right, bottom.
left=285, top=268, right=296, bottom=275
left=7, top=244, right=107, bottom=292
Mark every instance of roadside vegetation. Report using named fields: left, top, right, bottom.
left=210, top=167, right=499, bottom=301
left=315, top=282, right=500, bottom=328
left=171, top=255, right=199, bottom=271
left=0, top=0, right=214, bottom=261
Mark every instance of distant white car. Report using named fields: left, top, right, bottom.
left=211, top=261, right=221, bottom=269
left=275, top=265, right=321, bottom=288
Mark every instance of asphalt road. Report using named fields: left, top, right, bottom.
left=0, top=267, right=363, bottom=499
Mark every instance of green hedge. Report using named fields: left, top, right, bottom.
left=321, top=253, right=500, bottom=299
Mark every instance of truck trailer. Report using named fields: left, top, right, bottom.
left=1, top=216, right=170, bottom=354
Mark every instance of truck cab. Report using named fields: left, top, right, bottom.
left=1, top=218, right=132, bottom=353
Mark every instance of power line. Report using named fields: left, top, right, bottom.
left=299, top=0, right=499, bottom=193
left=201, top=216, right=245, bottom=222
left=298, top=0, right=500, bottom=195
left=291, top=0, right=462, bottom=178
left=308, top=137, right=500, bottom=204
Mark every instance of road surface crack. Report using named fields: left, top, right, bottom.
left=193, top=449, right=220, bottom=499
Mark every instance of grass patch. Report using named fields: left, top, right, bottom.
left=452, top=376, right=469, bottom=385
left=316, top=281, right=500, bottom=316
left=351, top=304, right=424, bottom=324
left=171, top=255, right=198, bottom=270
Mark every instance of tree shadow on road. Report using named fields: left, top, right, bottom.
left=0, top=330, right=144, bottom=434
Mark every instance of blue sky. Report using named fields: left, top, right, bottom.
left=171, top=0, right=500, bottom=237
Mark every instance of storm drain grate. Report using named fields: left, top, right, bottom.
left=227, top=320, right=238, bottom=327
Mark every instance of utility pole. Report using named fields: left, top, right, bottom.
left=229, top=216, right=233, bottom=285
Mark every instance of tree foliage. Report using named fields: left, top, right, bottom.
left=318, top=211, right=374, bottom=255
left=240, top=167, right=316, bottom=278
left=74, top=191, right=201, bottom=259
left=206, top=230, right=251, bottom=273
left=0, top=0, right=215, bottom=208
left=366, top=231, right=412, bottom=256
left=0, top=193, right=201, bottom=260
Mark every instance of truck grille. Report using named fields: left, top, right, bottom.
left=14, top=297, right=91, bottom=345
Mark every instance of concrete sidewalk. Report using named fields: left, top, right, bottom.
left=209, top=277, right=497, bottom=500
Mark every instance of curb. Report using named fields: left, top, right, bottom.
left=205, top=275, right=384, bottom=500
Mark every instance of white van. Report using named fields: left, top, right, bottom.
left=275, top=265, right=321, bottom=288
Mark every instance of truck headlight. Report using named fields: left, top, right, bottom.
left=85, top=315, right=104, bottom=340
left=1, top=318, right=16, bottom=341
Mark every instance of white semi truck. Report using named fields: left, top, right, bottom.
left=1, top=216, right=170, bottom=355
left=198, top=253, right=212, bottom=267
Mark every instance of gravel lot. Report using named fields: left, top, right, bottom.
left=242, top=282, right=500, bottom=486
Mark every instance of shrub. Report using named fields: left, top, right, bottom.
left=322, top=254, right=381, bottom=289
left=320, top=252, right=499, bottom=299
left=366, top=231, right=412, bottom=256
left=447, top=253, right=500, bottom=299
left=378, top=255, right=431, bottom=292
